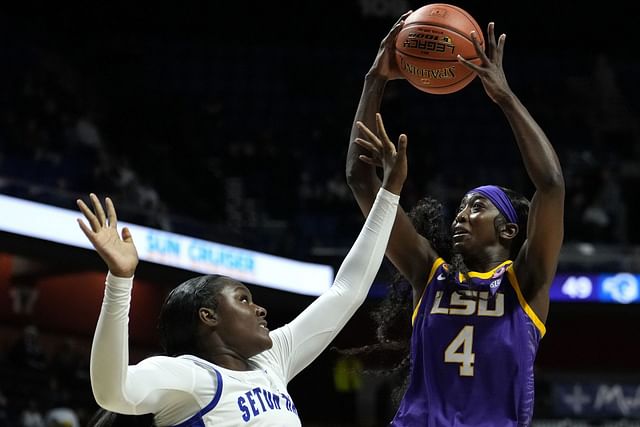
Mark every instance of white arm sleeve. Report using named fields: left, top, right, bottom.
left=90, top=274, right=200, bottom=415
left=90, top=273, right=136, bottom=410
left=263, top=188, right=399, bottom=381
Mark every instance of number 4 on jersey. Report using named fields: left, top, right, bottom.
left=444, top=325, right=475, bottom=376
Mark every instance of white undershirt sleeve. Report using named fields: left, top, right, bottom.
left=90, top=187, right=400, bottom=414
left=90, top=274, right=199, bottom=415
left=265, top=188, right=399, bottom=381
left=90, top=273, right=137, bottom=411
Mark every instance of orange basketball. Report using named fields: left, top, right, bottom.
left=395, top=3, right=484, bottom=95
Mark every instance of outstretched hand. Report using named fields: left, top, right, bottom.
left=77, top=193, right=138, bottom=278
left=367, top=10, right=412, bottom=81
left=354, top=113, right=408, bottom=195
left=457, top=22, right=511, bottom=103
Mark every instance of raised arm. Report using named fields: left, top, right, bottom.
left=77, top=194, right=143, bottom=411
left=268, top=115, right=406, bottom=380
left=459, top=23, right=565, bottom=322
left=346, top=12, right=437, bottom=295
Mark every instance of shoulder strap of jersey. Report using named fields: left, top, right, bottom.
left=505, top=264, right=546, bottom=337
left=411, top=257, right=446, bottom=325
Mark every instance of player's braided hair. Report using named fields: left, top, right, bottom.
left=337, top=187, right=529, bottom=409
left=335, top=195, right=452, bottom=406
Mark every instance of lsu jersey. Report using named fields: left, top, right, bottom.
left=392, top=258, right=546, bottom=427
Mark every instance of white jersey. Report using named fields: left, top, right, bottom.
left=128, top=353, right=300, bottom=426
left=90, top=188, right=400, bottom=426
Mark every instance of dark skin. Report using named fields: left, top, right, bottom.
left=77, top=111, right=408, bottom=372
left=347, top=18, right=564, bottom=323
left=197, top=280, right=271, bottom=370
left=77, top=194, right=272, bottom=371
left=451, top=193, right=518, bottom=269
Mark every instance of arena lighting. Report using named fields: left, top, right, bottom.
left=0, top=194, right=334, bottom=296
left=2, top=193, right=637, bottom=303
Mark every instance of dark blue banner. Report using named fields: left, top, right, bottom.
left=552, top=383, right=640, bottom=418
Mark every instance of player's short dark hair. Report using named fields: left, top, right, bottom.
left=87, top=408, right=154, bottom=427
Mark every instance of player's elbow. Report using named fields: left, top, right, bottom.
left=538, top=170, right=565, bottom=194
left=92, top=382, right=124, bottom=412
left=92, top=388, right=115, bottom=410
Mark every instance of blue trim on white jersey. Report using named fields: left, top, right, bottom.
left=171, top=366, right=223, bottom=427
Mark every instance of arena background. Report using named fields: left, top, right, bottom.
left=0, top=1, right=639, bottom=426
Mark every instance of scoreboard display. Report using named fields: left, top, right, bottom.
left=550, top=273, right=640, bottom=304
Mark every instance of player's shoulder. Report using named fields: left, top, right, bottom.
left=427, top=257, right=448, bottom=283
left=136, top=355, right=204, bottom=372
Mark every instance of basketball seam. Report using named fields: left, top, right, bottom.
left=404, top=3, right=483, bottom=43
left=429, top=70, right=475, bottom=89
left=401, top=22, right=483, bottom=45
left=396, top=51, right=480, bottom=62
left=429, top=3, right=475, bottom=19
left=408, top=70, right=476, bottom=93
left=429, top=3, right=481, bottom=35
left=400, top=4, right=482, bottom=94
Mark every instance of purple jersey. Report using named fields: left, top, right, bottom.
left=391, top=258, right=546, bottom=427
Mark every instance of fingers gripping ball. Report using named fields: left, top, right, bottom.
left=395, top=3, right=484, bottom=94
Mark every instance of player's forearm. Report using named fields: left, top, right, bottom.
left=90, top=273, right=134, bottom=410
left=499, top=92, right=564, bottom=192
left=346, top=75, right=388, bottom=195
left=332, top=187, right=399, bottom=300
left=284, top=188, right=399, bottom=377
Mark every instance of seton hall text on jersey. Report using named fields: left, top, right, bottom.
left=430, top=291, right=505, bottom=317
left=237, top=387, right=297, bottom=422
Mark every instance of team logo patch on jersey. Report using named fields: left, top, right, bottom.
left=492, top=266, right=507, bottom=278
left=490, top=278, right=503, bottom=289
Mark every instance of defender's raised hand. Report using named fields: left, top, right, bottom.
left=77, top=193, right=138, bottom=278
left=354, top=113, right=408, bottom=195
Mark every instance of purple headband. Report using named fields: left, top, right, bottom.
left=467, top=185, right=518, bottom=224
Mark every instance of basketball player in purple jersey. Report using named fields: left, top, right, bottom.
left=346, top=13, right=564, bottom=427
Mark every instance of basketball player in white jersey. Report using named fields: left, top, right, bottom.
left=78, top=115, right=407, bottom=426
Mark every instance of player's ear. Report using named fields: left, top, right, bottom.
left=199, top=308, right=218, bottom=327
left=499, top=223, right=518, bottom=241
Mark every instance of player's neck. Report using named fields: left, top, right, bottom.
left=464, top=247, right=510, bottom=273
left=208, top=351, right=252, bottom=371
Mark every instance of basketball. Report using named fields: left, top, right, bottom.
left=395, top=3, right=484, bottom=95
